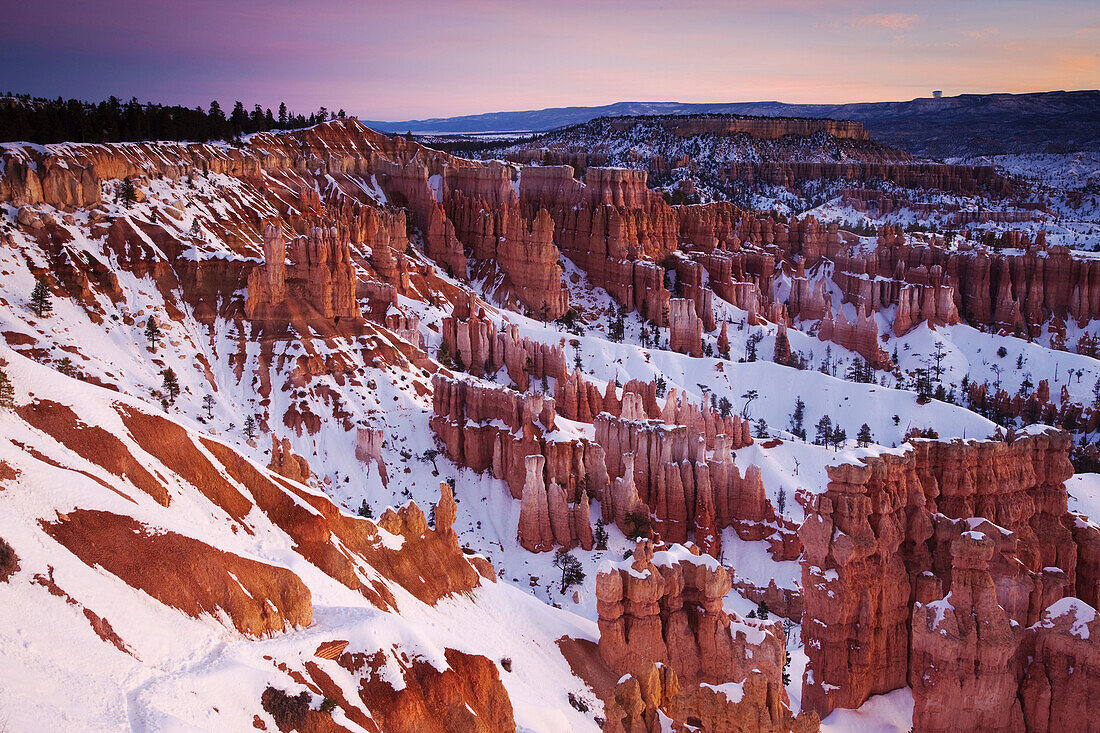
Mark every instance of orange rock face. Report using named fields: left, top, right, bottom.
left=596, top=542, right=815, bottom=732
left=439, top=294, right=567, bottom=390
left=246, top=224, right=361, bottom=323
left=44, top=508, right=312, bottom=637
left=910, top=532, right=1025, bottom=732
left=430, top=373, right=608, bottom=506
left=800, top=428, right=1099, bottom=730
left=594, top=409, right=763, bottom=550
left=268, top=435, right=311, bottom=484
left=351, top=647, right=516, bottom=733
left=668, top=298, right=704, bottom=356
left=817, top=304, right=891, bottom=369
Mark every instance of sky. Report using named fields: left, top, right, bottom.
left=2, top=0, right=1098, bottom=121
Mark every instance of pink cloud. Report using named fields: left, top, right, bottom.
left=853, top=13, right=919, bottom=30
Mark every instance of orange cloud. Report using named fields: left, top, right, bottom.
left=965, top=27, right=1000, bottom=39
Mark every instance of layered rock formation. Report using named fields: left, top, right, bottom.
left=596, top=541, right=815, bottom=732
left=246, top=224, right=360, bottom=323
left=817, top=305, right=891, bottom=369
left=517, top=454, right=594, bottom=552
left=668, top=298, right=704, bottom=356
left=800, top=428, right=1100, bottom=731
left=268, top=435, right=311, bottom=484
left=910, top=531, right=1026, bottom=732
left=430, top=374, right=607, bottom=505
left=440, top=294, right=567, bottom=390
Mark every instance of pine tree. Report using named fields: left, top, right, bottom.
left=144, top=316, right=161, bottom=351
left=0, top=367, right=13, bottom=409
left=202, top=394, right=215, bottom=419
left=832, top=426, right=847, bottom=450
left=119, top=177, right=137, bottom=207
left=278, top=102, right=288, bottom=127
left=55, top=357, right=77, bottom=377
left=594, top=519, right=609, bottom=550
left=553, top=549, right=586, bottom=594
left=857, top=423, right=873, bottom=447
left=755, top=418, right=769, bottom=438
left=789, top=396, right=806, bottom=440
left=30, top=278, right=52, bottom=318
left=161, top=368, right=180, bottom=404
left=814, top=414, right=833, bottom=446
left=243, top=414, right=257, bottom=439
left=756, top=601, right=770, bottom=620
left=625, top=510, right=651, bottom=539
left=740, top=389, right=758, bottom=418
left=357, top=500, right=373, bottom=519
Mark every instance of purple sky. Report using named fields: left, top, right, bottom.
left=4, top=0, right=1098, bottom=120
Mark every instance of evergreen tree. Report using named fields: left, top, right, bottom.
left=717, top=396, right=732, bottom=418
left=756, top=601, right=770, bottom=620
left=553, top=549, right=586, bottom=594
left=857, top=423, right=873, bottom=447
left=625, top=510, right=651, bottom=539
left=161, top=368, right=180, bottom=404
left=243, top=414, right=257, bottom=439
left=814, top=414, right=833, bottom=446
left=144, top=316, right=162, bottom=351
left=202, top=394, right=215, bottom=419
left=55, top=357, right=77, bottom=377
left=207, top=100, right=226, bottom=140
left=740, top=389, right=758, bottom=418
left=30, top=279, right=52, bottom=318
left=278, top=102, right=288, bottom=127
left=229, top=101, right=248, bottom=136
left=755, top=418, right=769, bottom=438
left=357, top=500, right=373, bottom=519
left=119, top=177, right=137, bottom=207
left=594, top=519, right=609, bottom=550
left=832, top=426, right=847, bottom=450
left=0, top=367, right=13, bottom=409
left=789, top=396, right=806, bottom=440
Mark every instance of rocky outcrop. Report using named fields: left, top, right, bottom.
left=268, top=435, right=311, bottom=484
left=354, top=427, right=388, bottom=486
left=430, top=374, right=608, bottom=504
left=517, top=454, right=594, bottom=552
left=450, top=193, right=569, bottom=320
left=1018, top=597, right=1100, bottom=733
left=910, top=531, right=1024, bottom=732
left=439, top=294, right=567, bottom=390
left=773, top=321, right=792, bottom=365
left=44, top=509, right=313, bottom=637
left=817, top=305, right=890, bottom=369
left=603, top=661, right=818, bottom=733
left=800, top=428, right=1099, bottom=730
left=246, top=224, right=360, bottom=322
left=668, top=298, right=704, bottom=356
left=597, top=542, right=785, bottom=684
left=597, top=542, right=815, bottom=732
left=720, top=159, right=1012, bottom=196
left=593, top=404, right=763, bottom=550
